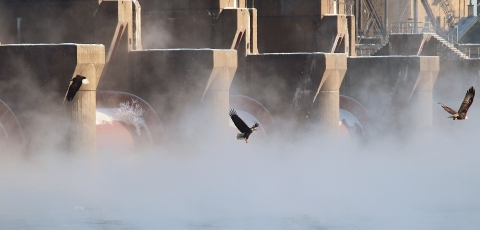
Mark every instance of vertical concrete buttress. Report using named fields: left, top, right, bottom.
left=314, top=53, right=347, bottom=136
left=202, top=50, right=238, bottom=129
left=69, top=44, right=105, bottom=154
left=248, top=9, right=258, bottom=54
left=410, top=56, right=439, bottom=134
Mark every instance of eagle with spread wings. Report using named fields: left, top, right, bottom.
left=229, top=109, right=259, bottom=143
left=438, top=86, right=475, bottom=120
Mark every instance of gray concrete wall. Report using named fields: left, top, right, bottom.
left=0, top=44, right=104, bottom=154
left=343, top=56, right=439, bottom=140
left=128, top=49, right=237, bottom=138
left=244, top=53, right=347, bottom=136
left=388, top=34, right=429, bottom=55
left=434, top=59, right=480, bottom=131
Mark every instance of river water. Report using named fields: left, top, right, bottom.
left=1, top=134, right=480, bottom=230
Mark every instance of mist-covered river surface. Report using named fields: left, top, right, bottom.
left=2, top=135, right=480, bottom=230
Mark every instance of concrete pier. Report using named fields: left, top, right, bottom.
left=343, top=56, right=439, bottom=139
left=246, top=53, right=347, bottom=136
left=314, top=54, right=347, bottom=135
left=128, top=49, right=237, bottom=136
left=0, top=44, right=105, bottom=154
left=68, top=45, right=105, bottom=154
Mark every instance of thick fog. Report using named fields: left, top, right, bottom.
left=1, top=1, right=480, bottom=229
left=2, top=103, right=480, bottom=230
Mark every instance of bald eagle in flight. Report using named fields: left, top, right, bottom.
left=65, top=75, right=89, bottom=102
left=438, top=86, right=475, bottom=120
left=229, top=109, right=259, bottom=143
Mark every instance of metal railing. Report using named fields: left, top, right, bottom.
left=458, top=46, right=480, bottom=58
left=390, top=21, right=435, bottom=34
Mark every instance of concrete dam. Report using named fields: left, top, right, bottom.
left=0, top=0, right=479, bottom=153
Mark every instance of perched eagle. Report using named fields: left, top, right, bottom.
left=65, top=75, right=89, bottom=102
left=438, top=86, right=475, bottom=120
left=229, top=109, right=259, bottom=143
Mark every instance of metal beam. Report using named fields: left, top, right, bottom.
left=421, top=0, right=438, bottom=28
left=363, top=0, right=385, bottom=35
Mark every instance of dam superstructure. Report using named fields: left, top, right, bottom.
left=0, top=0, right=479, bottom=153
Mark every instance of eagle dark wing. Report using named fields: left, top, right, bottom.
left=458, top=86, right=475, bottom=116
left=66, top=80, right=83, bottom=101
left=229, top=109, right=251, bottom=134
left=438, top=102, right=457, bottom=115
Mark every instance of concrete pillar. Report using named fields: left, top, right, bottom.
left=248, top=8, right=258, bottom=54
left=314, top=53, right=347, bottom=136
left=468, top=2, right=474, bottom=17
left=103, top=0, right=132, bottom=64
left=346, top=15, right=356, bottom=57
left=409, top=56, right=439, bottom=135
left=320, top=0, right=334, bottom=18
left=238, top=0, right=246, bottom=8
left=338, top=0, right=345, bottom=14
left=69, top=45, right=105, bottom=154
left=219, top=0, right=236, bottom=9
left=202, top=50, right=238, bottom=128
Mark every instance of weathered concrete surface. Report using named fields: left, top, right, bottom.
left=383, top=34, right=468, bottom=59
left=244, top=53, right=347, bottom=136
left=128, top=49, right=237, bottom=136
left=0, top=1, right=117, bottom=46
left=388, top=34, right=429, bottom=56
left=433, top=59, right=480, bottom=132
left=141, top=0, right=241, bottom=10
left=313, top=54, right=348, bottom=134
left=342, top=56, right=439, bottom=139
left=254, top=0, right=319, bottom=53
left=257, top=17, right=318, bottom=53
left=69, top=45, right=105, bottom=154
left=0, top=99, right=25, bottom=154
left=316, top=15, right=349, bottom=53
left=256, top=12, right=351, bottom=54
left=213, top=9, right=251, bottom=50
left=248, top=8, right=259, bottom=54
left=99, top=2, right=257, bottom=105
left=141, top=2, right=253, bottom=50
left=0, top=44, right=105, bottom=154
left=346, top=15, right=356, bottom=57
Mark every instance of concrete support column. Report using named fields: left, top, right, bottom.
left=346, top=15, right=356, bottom=56
left=314, top=53, right=347, bottom=136
left=238, top=0, right=246, bottom=8
left=409, top=56, right=439, bottom=135
left=321, top=0, right=334, bottom=18
left=69, top=45, right=105, bottom=154
left=248, top=8, right=258, bottom=54
left=219, top=0, right=236, bottom=9
left=202, top=50, right=237, bottom=129
left=316, top=90, right=340, bottom=135
left=337, top=0, right=345, bottom=14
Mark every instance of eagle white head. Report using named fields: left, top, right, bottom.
left=82, top=78, right=89, bottom=85
left=251, top=122, right=259, bottom=131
